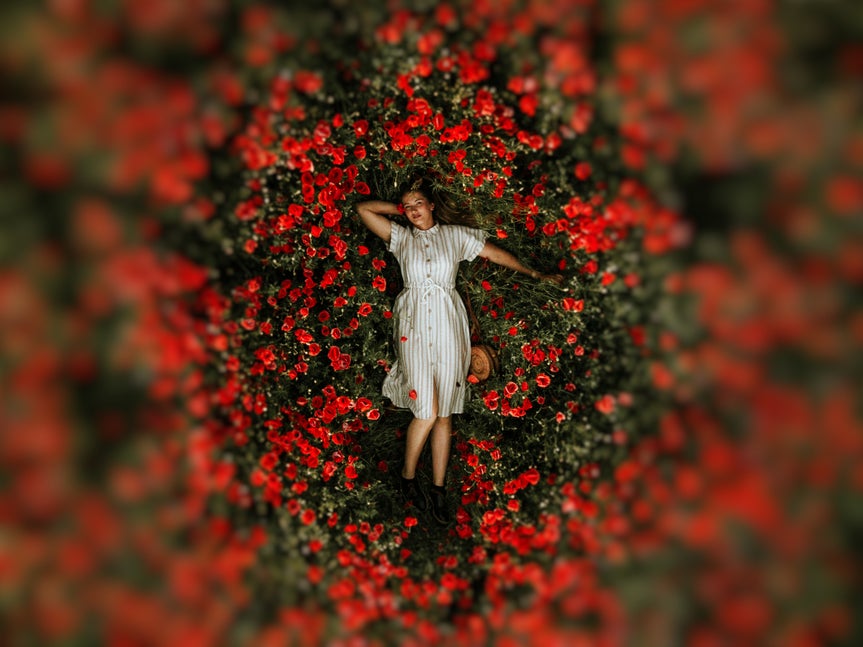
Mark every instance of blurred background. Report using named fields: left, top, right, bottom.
left=1, top=0, right=860, bottom=645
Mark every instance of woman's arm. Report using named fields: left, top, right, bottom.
left=478, top=241, right=564, bottom=285
left=355, top=200, right=401, bottom=242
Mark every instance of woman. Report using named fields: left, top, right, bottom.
left=356, top=178, right=562, bottom=524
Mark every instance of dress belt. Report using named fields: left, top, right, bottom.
left=404, top=279, right=453, bottom=303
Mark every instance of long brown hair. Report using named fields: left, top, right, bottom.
left=399, top=175, right=478, bottom=227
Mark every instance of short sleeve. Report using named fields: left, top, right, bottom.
left=388, top=221, right=406, bottom=256
left=456, top=226, right=488, bottom=262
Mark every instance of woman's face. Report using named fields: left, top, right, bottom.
left=401, top=191, right=435, bottom=230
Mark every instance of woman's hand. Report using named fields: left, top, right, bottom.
left=527, top=268, right=564, bottom=285
left=537, top=273, right=564, bottom=286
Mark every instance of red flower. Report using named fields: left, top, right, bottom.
left=651, top=362, right=674, bottom=389
left=434, top=3, right=457, bottom=27
left=562, top=297, right=584, bottom=312
left=353, top=119, right=368, bottom=137
left=408, top=389, right=417, bottom=400
left=574, top=161, right=592, bottom=180
left=260, top=452, right=278, bottom=471
left=294, top=70, right=323, bottom=94
left=328, top=345, right=351, bottom=371
left=483, top=391, right=499, bottom=410
left=595, top=394, right=615, bottom=414
left=307, top=565, right=323, bottom=584
left=518, top=94, right=538, bottom=116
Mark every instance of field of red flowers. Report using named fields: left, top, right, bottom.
left=2, top=1, right=860, bottom=645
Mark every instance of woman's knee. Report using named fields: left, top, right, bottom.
left=412, top=414, right=437, bottom=431
left=432, top=416, right=451, bottom=432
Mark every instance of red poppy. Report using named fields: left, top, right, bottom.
left=574, top=161, right=592, bottom=180
left=595, top=395, right=615, bottom=414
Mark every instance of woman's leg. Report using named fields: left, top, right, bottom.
left=402, top=382, right=439, bottom=478
left=401, top=415, right=437, bottom=479
left=429, top=416, right=452, bottom=487
left=427, top=416, right=453, bottom=524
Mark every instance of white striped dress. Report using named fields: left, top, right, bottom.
left=382, top=222, right=488, bottom=419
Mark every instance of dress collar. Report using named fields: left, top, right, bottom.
left=411, top=223, right=440, bottom=237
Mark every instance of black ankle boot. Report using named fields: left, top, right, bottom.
left=428, top=484, right=450, bottom=525
left=400, top=474, right=427, bottom=512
